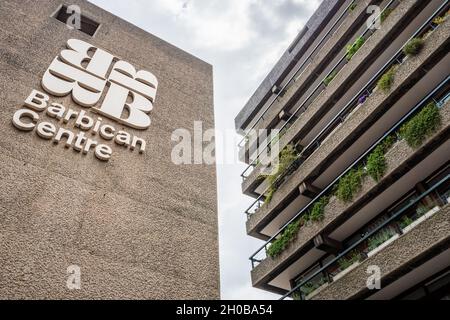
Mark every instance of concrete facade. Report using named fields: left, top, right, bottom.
left=0, top=0, right=219, bottom=299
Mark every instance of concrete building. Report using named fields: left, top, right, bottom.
left=0, top=0, right=219, bottom=299
left=235, top=0, right=450, bottom=300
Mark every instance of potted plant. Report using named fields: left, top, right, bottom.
left=402, top=205, right=441, bottom=234
left=367, top=228, right=399, bottom=258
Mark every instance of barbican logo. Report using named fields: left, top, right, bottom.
left=11, top=39, right=158, bottom=161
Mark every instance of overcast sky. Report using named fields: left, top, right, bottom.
left=88, top=0, right=321, bottom=299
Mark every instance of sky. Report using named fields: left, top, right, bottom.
left=88, top=0, right=321, bottom=299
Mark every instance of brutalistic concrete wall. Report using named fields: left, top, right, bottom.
left=0, top=0, right=219, bottom=299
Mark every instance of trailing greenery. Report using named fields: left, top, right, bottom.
left=292, top=291, right=302, bottom=300
left=338, top=250, right=362, bottom=271
left=267, top=219, right=302, bottom=258
left=309, top=196, right=330, bottom=222
left=349, top=2, right=357, bottom=11
left=380, top=8, right=393, bottom=23
left=263, top=144, right=298, bottom=205
left=366, top=145, right=387, bottom=182
left=377, top=66, right=396, bottom=92
left=336, top=167, right=366, bottom=203
left=368, top=228, right=396, bottom=252
left=403, top=38, right=424, bottom=57
left=399, top=102, right=442, bottom=148
left=323, top=70, right=338, bottom=86
left=400, top=216, right=414, bottom=229
left=346, top=37, right=365, bottom=61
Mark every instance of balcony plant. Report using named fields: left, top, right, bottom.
left=300, top=277, right=328, bottom=300
left=349, top=2, right=357, bottom=11
left=403, top=38, right=424, bottom=57
left=367, top=228, right=399, bottom=258
left=380, top=8, right=393, bottom=23
left=377, top=66, right=396, bottom=92
left=346, top=37, right=365, bottom=61
left=366, top=144, right=387, bottom=182
left=309, top=196, right=330, bottom=222
left=401, top=205, right=441, bottom=235
left=399, top=216, right=414, bottom=230
left=266, top=218, right=303, bottom=258
left=336, top=166, right=366, bottom=203
left=399, top=102, right=442, bottom=148
left=433, top=16, right=446, bottom=25
left=323, top=70, right=338, bottom=86
left=262, top=144, right=299, bottom=205
left=334, top=250, right=363, bottom=282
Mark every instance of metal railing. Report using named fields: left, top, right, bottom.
left=281, top=174, right=450, bottom=300
left=249, top=73, right=450, bottom=268
left=244, top=1, right=448, bottom=221
left=241, top=0, right=400, bottom=180
left=238, top=0, right=358, bottom=148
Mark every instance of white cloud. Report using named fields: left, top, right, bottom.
left=89, top=0, right=321, bottom=300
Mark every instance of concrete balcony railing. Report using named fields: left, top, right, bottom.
left=240, top=0, right=429, bottom=192
left=246, top=11, right=450, bottom=240
left=250, top=100, right=450, bottom=289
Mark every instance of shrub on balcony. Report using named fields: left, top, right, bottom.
left=323, top=70, right=338, bottom=86
left=399, top=102, right=442, bottom=148
left=300, top=277, right=327, bottom=297
left=349, top=3, right=357, bottom=11
left=336, top=167, right=366, bottom=203
left=367, top=228, right=396, bottom=252
left=309, top=196, right=330, bottom=222
left=403, top=38, right=424, bottom=57
left=377, top=67, right=396, bottom=92
left=346, top=37, right=365, bottom=61
left=433, top=16, right=446, bottom=25
left=366, top=145, right=387, bottom=182
left=263, top=144, right=299, bottom=205
left=380, top=8, right=393, bottom=23
left=382, top=134, right=397, bottom=151
left=337, top=250, right=362, bottom=271
left=399, top=216, right=414, bottom=229
left=267, top=219, right=303, bottom=258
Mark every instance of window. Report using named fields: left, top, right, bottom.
left=54, top=5, right=100, bottom=37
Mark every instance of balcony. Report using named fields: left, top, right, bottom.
left=249, top=84, right=450, bottom=293
left=245, top=8, right=450, bottom=241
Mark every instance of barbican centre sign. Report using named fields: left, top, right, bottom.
left=12, top=39, right=158, bottom=161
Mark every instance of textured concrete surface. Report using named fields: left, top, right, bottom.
left=0, top=0, right=219, bottom=299
left=313, top=204, right=450, bottom=300
left=247, top=14, right=450, bottom=237
left=242, top=0, right=421, bottom=195
left=251, top=103, right=450, bottom=287
left=235, top=0, right=341, bottom=131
